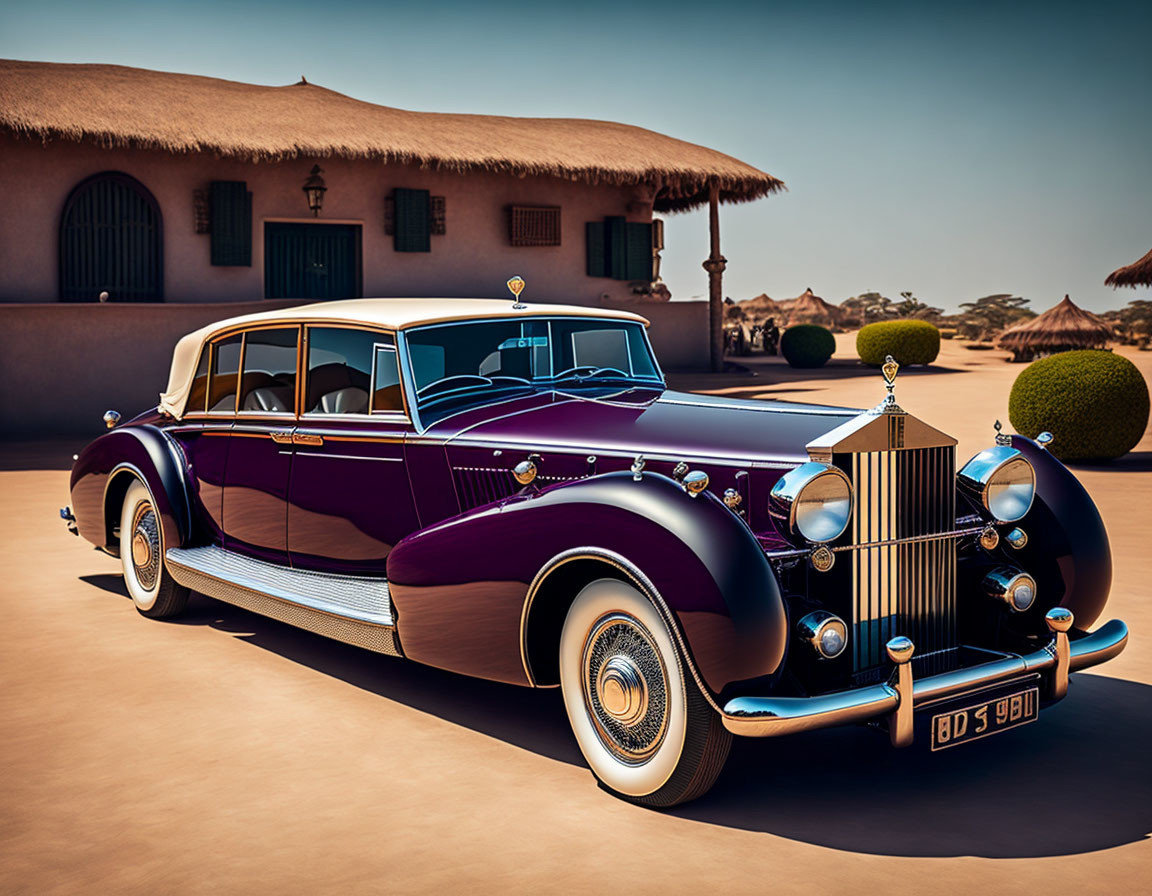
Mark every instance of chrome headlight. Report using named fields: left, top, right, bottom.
left=957, top=446, right=1035, bottom=523
left=770, top=462, right=853, bottom=544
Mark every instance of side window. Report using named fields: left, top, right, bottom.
left=208, top=334, right=242, bottom=413
left=372, top=343, right=403, bottom=412
left=238, top=327, right=299, bottom=413
left=306, top=327, right=389, bottom=415
left=187, top=346, right=210, bottom=414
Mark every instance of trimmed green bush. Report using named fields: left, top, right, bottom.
left=857, top=319, right=941, bottom=366
left=1009, top=350, right=1149, bottom=461
left=781, top=324, right=835, bottom=368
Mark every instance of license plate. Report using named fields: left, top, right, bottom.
left=930, top=687, right=1039, bottom=751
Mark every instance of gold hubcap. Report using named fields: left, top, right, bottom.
left=597, top=656, right=648, bottom=725
left=581, top=613, right=669, bottom=765
left=131, top=531, right=151, bottom=568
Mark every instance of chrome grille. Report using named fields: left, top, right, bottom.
left=848, top=446, right=956, bottom=677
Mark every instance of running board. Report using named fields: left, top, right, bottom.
left=165, top=545, right=400, bottom=657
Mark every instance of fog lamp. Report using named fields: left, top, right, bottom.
left=982, top=567, right=1038, bottom=612
left=797, top=610, right=848, bottom=659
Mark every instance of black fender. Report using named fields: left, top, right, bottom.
left=1009, top=435, right=1112, bottom=630
left=70, top=424, right=192, bottom=555
left=386, top=471, right=787, bottom=700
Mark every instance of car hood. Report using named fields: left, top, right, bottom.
left=431, top=388, right=862, bottom=466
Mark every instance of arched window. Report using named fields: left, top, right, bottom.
left=59, top=172, right=163, bottom=302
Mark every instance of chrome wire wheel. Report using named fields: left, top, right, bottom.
left=119, top=479, right=189, bottom=619
left=559, top=578, right=731, bottom=807
left=581, top=613, right=670, bottom=765
left=129, top=501, right=161, bottom=593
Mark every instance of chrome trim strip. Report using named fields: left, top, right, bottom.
left=294, top=452, right=404, bottom=462
left=720, top=620, right=1128, bottom=737
left=444, top=438, right=800, bottom=467
left=657, top=396, right=861, bottom=417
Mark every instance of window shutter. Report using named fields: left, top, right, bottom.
left=209, top=181, right=252, bottom=266
left=394, top=188, right=431, bottom=252
left=625, top=222, right=654, bottom=281
left=585, top=221, right=607, bottom=277
left=605, top=216, right=628, bottom=280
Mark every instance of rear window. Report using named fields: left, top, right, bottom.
left=187, top=347, right=210, bottom=413
left=238, top=328, right=299, bottom=414
left=208, top=334, right=242, bottom=413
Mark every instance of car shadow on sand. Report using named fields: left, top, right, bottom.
left=81, top=574, right=1151, bottom=858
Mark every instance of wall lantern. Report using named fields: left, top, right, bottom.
left=302, top=165, right=327, bottom=216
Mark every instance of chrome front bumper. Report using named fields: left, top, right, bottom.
left=722, top=608, right=1129, bottom=744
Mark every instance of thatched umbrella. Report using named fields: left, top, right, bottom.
left=1105, top=247, right=1152, bottom=289
left=781, top=288, right=842, bottom=330
left=996, top=295, right=1113, bottom=361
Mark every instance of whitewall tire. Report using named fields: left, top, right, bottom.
left=559, top=578, right=731, bottom=807
left=119, top=480, right=189, bottom=619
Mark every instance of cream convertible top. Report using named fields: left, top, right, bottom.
left=158, top=298, right=650, bottom=418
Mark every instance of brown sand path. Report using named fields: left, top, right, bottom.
left=1, top=339, right=1150, bottom=894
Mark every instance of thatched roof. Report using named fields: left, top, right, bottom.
left=997, top=295, right=1113, bottom=353
left=727, top=293, right=782, bottom=322
left=1105, top=247, right=1152, bottom=289
left=0, top=59, right=784, bottom=213
left=782, top=288, right=842, bottom=329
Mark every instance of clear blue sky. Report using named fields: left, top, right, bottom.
left=2, top=0, right=1149, bottom=312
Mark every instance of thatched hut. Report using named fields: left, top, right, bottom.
left=0, top=59, right=788, bottom=377
left=996, top=295, right=1113, bottom=361
left=726, top=293, right=780, bottom=322
left=1105, top=247, right=1152, bottom=289
left=781, top=288, right=843, bottom=330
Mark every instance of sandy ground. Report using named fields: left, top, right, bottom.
left=1, top=337, right=1150, bottom=894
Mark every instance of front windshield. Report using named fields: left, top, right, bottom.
left=404, top=317, right=661, bottom=423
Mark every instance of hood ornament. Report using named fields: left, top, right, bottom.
left=994, top=419, right=1012, bottom=446
left=875, top=355, right=903, bottom=414
left=507, top=275, right=527, bottom=310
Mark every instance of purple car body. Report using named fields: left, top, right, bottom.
left=65, top=297, right=1128, bottom=806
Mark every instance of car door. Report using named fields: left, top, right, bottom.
left=220, top=325, right=300, bottom=563
left=287, top=325, right=420, bottom=575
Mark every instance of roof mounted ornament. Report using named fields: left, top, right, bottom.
left=876, top=354, right=904, bottom=415
left=507, top=275, right=527, bottom=310
left=994, top=420, right=1012, bottom=446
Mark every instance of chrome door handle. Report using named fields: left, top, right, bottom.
left=293, top=433, right=324, bottom=446
left=269, top=431, right=294, bottom=444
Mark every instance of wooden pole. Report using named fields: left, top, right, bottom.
left=703, top=183, right=727, bottom=372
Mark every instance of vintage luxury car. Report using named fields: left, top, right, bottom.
left=63, top=293, right=1129, bottom=807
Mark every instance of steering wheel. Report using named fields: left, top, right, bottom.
left=590, top=367, right=630, bottom=378
left=416, top=374, right=492, bottom=398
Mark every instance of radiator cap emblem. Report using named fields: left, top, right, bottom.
left=507, top=275, right=527, bottom=309
left=877, top=355, right=903, bottom=414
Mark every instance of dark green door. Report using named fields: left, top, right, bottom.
left=264, top=223, right=361, bottom=300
